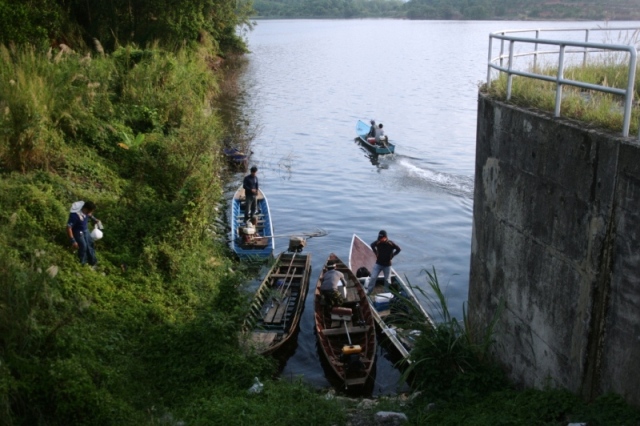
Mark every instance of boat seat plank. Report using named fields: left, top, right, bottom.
left=345, top=377, right=368, bottom=386
left=263, top=300, right=279, bottom=323
left=321, top=325, right=371, bottom=336
left=271, top=301, right=289, bottom=324
left=264, top=297, right=291, bottom=324
left=240, top=240, right=269, bottom=249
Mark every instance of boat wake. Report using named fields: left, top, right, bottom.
left=393, top=156, right=475, bottom=198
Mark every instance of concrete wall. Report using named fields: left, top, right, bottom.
left=468, top=93, right=640, bottom=407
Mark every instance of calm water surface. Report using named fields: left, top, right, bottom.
left=233, top=19, right=615, bottom=395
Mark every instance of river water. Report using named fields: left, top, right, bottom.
left=233, top=19, right=625, bottom=396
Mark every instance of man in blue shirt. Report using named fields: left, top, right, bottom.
left=66, top=201, right=101, bottom=267
left=243, top=166, right=259, bottom=222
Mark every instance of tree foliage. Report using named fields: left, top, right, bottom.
left=0, top=0, right=254, bottom=52
left=253, top=0, right=405, bottom=18
left=252, top=0, right=640, bottom=20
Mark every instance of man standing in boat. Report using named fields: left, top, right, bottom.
left=368, top=230, right=401, bottom=294
left=243, top=165, right=259, bottom=223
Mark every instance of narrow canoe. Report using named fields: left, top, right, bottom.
left=243, top=251, right=312, bottom=355
left=355, top=119, right=396, bottom=155
left=349, top=234, right=433, bottom=363
left=314, top=253, right=376, bottom=389
left=229, top=185, right=275, bottom=260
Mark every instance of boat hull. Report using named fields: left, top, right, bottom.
left=349, top=234, right=433, bottom=364
left=230, top=186, right=275, bottom=260
left=243, top=252, right=312, bottom=355
left=314, top=253, right=376, bottom=388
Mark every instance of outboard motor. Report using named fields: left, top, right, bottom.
left=340, top=352, right=365, bottom=372
left=288, top=236, right=306, bottom=252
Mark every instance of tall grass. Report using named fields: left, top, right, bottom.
left=483, top=36, right=640, bottom=136
left=401, top=267, right=506, bottom=402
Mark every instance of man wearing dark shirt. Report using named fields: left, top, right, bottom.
left=243, top=166, right=259, bottom=222
left=369, top=230, right=401, bottom=294
left=67, top=201, right=101, bottom=267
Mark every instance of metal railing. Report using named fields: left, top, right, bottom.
left=486, top=27, right=639, bottom=138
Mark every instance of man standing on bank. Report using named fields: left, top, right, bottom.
left=369, top=230, right=401, bottom=294
left=67, top=201, right=101, bottom=267
left=243, top=165, right=259, bottom=223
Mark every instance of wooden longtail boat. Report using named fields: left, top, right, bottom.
left=229, top=185, right=275, bottom=260
left=349, top=234, right=433, bottom=363
left=243, top=251, right=312, bottom=355
left=314, top=253, right=376, bottom=389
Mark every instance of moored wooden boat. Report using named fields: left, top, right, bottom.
left=314, top=253, right=376, bottom=389
left=243, top=251, right=312, bottom=355
left=223, top=147, right=249, bottom=171
left=229, top=185, right=275, bottom=260
left=355, top=119, right=395, bottom=155
left=349, top=234, right=433, bottom=363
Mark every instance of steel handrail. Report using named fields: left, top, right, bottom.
left=487, top=27, right=639, bottom=138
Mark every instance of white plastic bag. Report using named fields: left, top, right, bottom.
left=247, top=377, right=263, bottom=394
left=90, top=228, right=103, bottom=240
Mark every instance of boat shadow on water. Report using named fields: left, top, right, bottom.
left=353, top=138, right=392, bottom=169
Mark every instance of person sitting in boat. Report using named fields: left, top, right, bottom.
left=375, top=123, right=388, bottom=146
left=367, top=120, right=376, bottom=138
left=320, top=260, right=345, bottom=308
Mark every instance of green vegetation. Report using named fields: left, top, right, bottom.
left=0, top=3, right=344, bottom=425
left=0, top=0, right=253, bottom=52
left=0, top=38, right=272, bottom=423
left=483, top=59, right=640, bottom=136
left=252, top=0, right=640, bottom=20
left=254, top=0, right=405, bottom=19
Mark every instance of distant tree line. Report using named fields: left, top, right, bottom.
left=253, top=0, right=404, bottom=19
left=253, top=0, right=640, bottom=21
left=0, top=0, right=253, bottom=52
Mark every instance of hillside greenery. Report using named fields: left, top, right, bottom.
left=0, top=0, right=253, bottom=52
left=252, top=0, right=640, bottom=20
left=0, top=1, right=302, bottom=424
